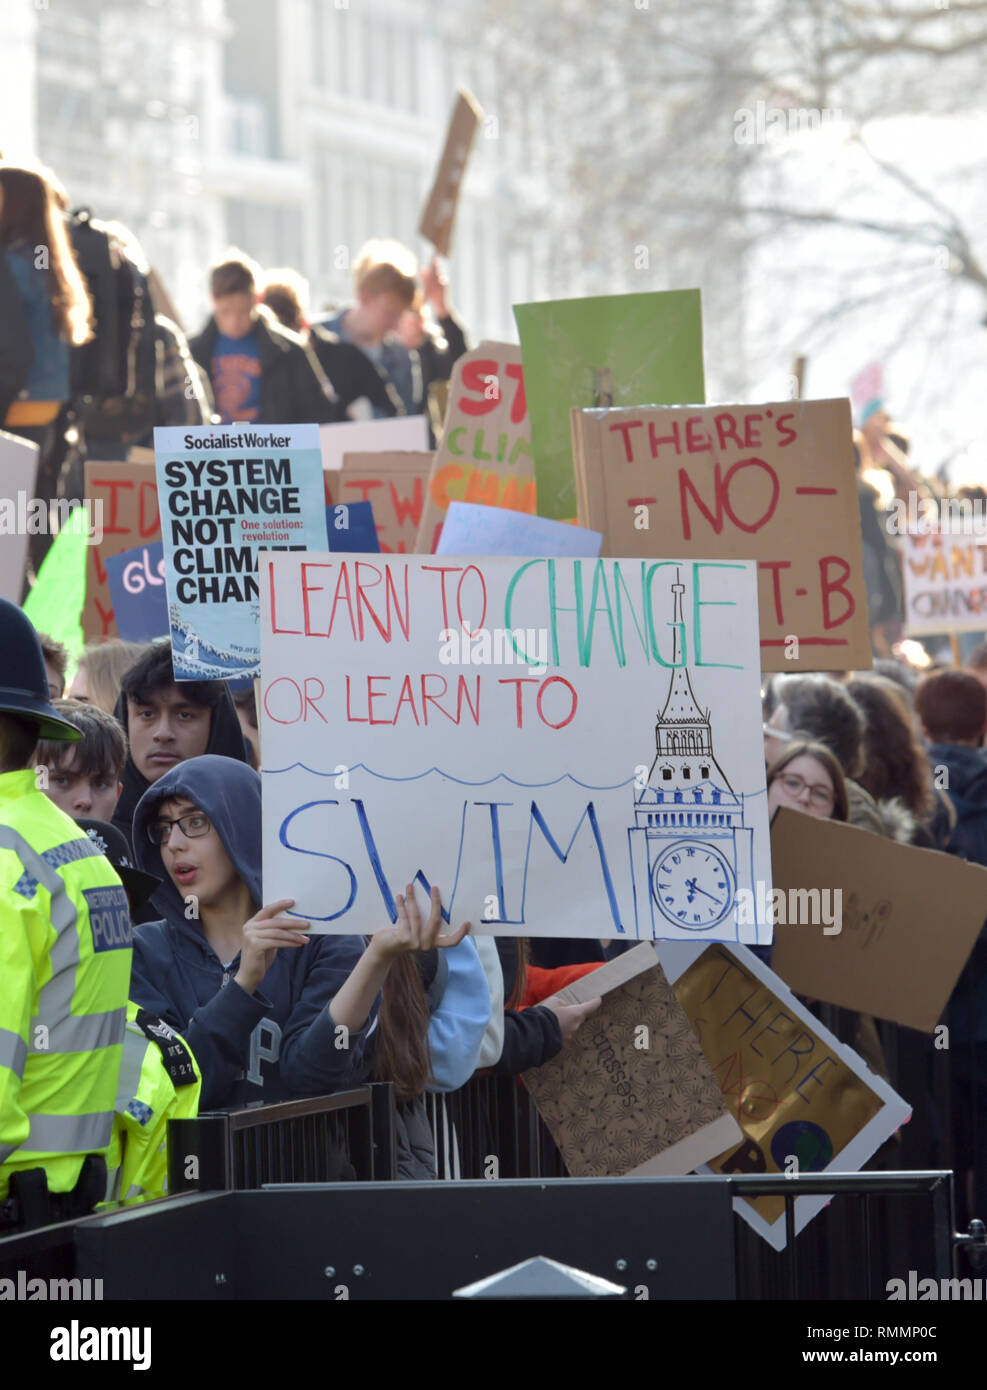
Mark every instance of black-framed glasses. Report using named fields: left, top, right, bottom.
left=147, top=811, right=212, bottom=845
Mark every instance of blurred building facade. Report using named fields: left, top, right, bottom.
left=0, top=0, right=552, bottom=340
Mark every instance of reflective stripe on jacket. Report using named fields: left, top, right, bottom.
left=0, top=770, right=132, bottom=1198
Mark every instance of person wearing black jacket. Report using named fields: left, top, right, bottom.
left=308, top=322, right=405, bottom=419
left=188, top=253, right=334, bottom=426
left=488, top=937, right=600, bottom=1075
left=110, top=640, right=247, bottom=854
left=260, top=271, right=404, bottom=421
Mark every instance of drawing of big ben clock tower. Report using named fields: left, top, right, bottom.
left=628, top=571, right=754, bottom=938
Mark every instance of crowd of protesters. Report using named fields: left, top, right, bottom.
left=2, top=156, right=987, bottom=1236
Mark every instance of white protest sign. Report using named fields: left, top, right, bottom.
left=0, top=429, right=39, bottom=602
left=436, top=501, right=602, bottom=558
left=901, top=529, right=987, bottom=636
left=154, top=423, right=329, bottom=680
left=319, top=416, right=430, bottom=474
left=259, top=554, right=772, bottom=942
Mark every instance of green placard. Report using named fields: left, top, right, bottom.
left=23, top=511, right=89, bottom=678
left=514, top=289, right=705, bottom=521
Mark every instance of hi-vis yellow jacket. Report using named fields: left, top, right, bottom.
left=0, top=771, right=132, bottom=1199
left=104, top=1004, right=201, bottom=1204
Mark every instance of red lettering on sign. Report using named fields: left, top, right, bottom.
left=820, top=555, right=855, bottom=629
left=458, top=358, right=499, bottom=416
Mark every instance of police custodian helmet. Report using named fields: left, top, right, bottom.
left=0, top=599, right=81, bottom=741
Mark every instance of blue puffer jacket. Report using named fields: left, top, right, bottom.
left=2, top=246, right=70, bottom=402
left=129, top=756, right=376, bottom=1110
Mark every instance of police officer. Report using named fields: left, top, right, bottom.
left=0, top=600, right=132, bottom=1231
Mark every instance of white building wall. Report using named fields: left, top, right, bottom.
left=3, top=0, right=550, bottom=340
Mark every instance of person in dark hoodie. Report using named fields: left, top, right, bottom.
left=129, top=755, right=472, bottom=1114
left=111, top=640, right=247, bottom=852
left=914, top=669, right=987, bottom=1223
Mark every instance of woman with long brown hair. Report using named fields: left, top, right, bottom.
left=369, top=893, right=494, bottom=1179
left=0, top=162, right=92, bottom=578
left=844, top=673, right=943, bottom=846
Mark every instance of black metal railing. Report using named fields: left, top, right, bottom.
left=428, top=1073, right=566, bottom=1179
left=167, top=1083, right=397, bottom=1194
left=428, top=1077, right=968, bottom=1298
left=729, top=1171, right=954, bottom=1300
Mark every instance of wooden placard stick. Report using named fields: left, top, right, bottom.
left=593, top=368, right=614, bottom=408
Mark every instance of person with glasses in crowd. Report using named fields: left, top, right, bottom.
left=766, top=739, right=850, bottom=823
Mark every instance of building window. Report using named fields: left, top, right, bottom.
left=661, top=767, right=672, bottom=781
left=683, top=766, right=691, bottom=779
left=701, top=765, right=709, bottom=777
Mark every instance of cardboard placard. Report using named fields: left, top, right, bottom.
left=901, top=530, right=987, bottom=636
left=330, top=452, right=433, bottom=554
left=657, top=940, right=910, bottom=1249
left=84, top=458, right=162, bottom=640
left=523, top=943, right=742, bottom=1177
left=768, top=807, right=987, bottom=1032
left=260, top=554, right=772, bottom=942
left=105, top=541, right=169, bottom=642
left=155, top=423, right=329, bottom=680
left=415, top=342, right=534, bottom=554
left=319, top=416, right=430, bottom=480
left=0, top=429, right=39, bottom=602
left=513, top=290, right=705, bottom=522
left=436, top=501, right=601, bottom=558
left=572, top=397, right=870, bottom=671
left=418, top=89, right=484, bottom=257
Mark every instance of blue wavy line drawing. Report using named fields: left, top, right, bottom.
left=261, top=763, right=645, bottom=790
left=262, top=764, right=771, bottom=799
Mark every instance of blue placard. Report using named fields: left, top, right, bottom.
left=104, top=542, right=170, bottom=642
left=325, top=500, right=381, bottom=553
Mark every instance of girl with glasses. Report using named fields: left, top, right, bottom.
left=766, top=740, right=850, bottom=823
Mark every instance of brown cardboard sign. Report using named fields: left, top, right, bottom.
left=418, top=89, right=484, bottom=257
left=330, top=451, right=434, bottom=554
left=84, top=457, right=161, bottom=640
left=571, top=397, right=870, bottom=671
left=768, top=806, right=987, bottom=1032
left=522, top=943, right=741, bottom=1178
left=415, top=342, right=534, bottom=554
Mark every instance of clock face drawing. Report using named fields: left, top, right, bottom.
left=652, top=842, right=735, bottom=930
